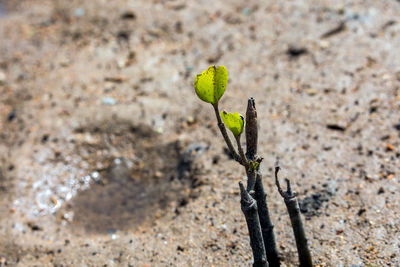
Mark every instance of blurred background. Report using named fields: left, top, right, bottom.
left=0, top=0, right=399, bottom=266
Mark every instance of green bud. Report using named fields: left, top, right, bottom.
left=220, top=110, right=244, bottom=137
left=249, top=160, right=260, bottom=171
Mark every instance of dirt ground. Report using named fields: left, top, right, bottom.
left=0, top=0, right=399, bottom=266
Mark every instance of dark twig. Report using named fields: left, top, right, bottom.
left=239, top=181, right=268, bottom=267
left=245, top=97, right=258, bottom=161
left=246, top=98, right=280, bottom=266
left=235, top=135, right=248, bottom=168
left=213, top=103, right=241, bottom=163
left=275, top=167, right=313, bottom=267
left=254, top=172, right=281, bottom=267
left=245, top=98, right=259, bottom=191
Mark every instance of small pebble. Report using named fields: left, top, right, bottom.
left=0, top=255, right=6, bottom=266
left=306, top=89, right=318, bottom=96
left=74, top=8, right=85, bottom=17
left=242, top=7, right=252, bottom=16
left=102, top=97, right=116, bottom=105
left=385, top=143, right=394, bottom=151
left=185, top=65, right=194, bottom=72
left=0, top=71, right=6, bottom=83
left=121, top=11, right=136, bottom=20
left=319, top=40, right=330, bottom=49
left=7, top=110, right=16, bottom=121
left=156, top=127, right=163, bottom=134
left=186, top=115, right=195, bottom=125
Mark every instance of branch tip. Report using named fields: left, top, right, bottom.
left=275, top=166, right=296, bottom=199
left=275, top=166, right=284, bottom=197
left=248, top=97, right=256, bottom=109
left=239, top=181, right=245, bottom=193
left=285, top=178, right=292, bottom=196
left=245, top=97, right=258, bottom=160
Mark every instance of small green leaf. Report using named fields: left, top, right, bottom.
left=220, top=111, right=244, bottom=137
left=249, top=160, right=259, bottom=171
left=194, top=65, right=228, bottom=104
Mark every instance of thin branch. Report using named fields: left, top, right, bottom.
left=212, top=103, right=241, bottom=163
left=275, top=166, right=285, bottom=198
left=239, top=181, right=268, bottom=267
left=285, top=178, right=293, bottom=197
left=275, top=166, right=296, bottom=199
left=275, top=167, right=313, bottom=267
left=235, top=135, right=248, bottom=168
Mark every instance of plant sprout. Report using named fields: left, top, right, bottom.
left=193, top=65, right=313, bottom=267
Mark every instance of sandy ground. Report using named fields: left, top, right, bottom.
left=0, top=0, right=399, bottom=266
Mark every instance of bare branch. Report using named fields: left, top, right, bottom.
left=275, top=166, right=313, bottom=267
left=275, top=166, right=296, bottom=200
left=235, top=135, right=249, bottom=168
left=275, top=166, right=284, bottom=198
left=245, top=97, right=258, bottom=161
left=239, top=181, right=268, bottom=267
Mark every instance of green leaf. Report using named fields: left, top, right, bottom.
left=220, top=110, right=244, bottom=137
left=249, top=160, right=259, bottom=171
left=214, top=65, right=228, bottom=101
left=194, top=65, right=228, bottom=104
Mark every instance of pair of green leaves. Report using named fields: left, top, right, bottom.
left=194, top=65, right=244, bottom=137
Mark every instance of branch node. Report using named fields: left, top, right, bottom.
left=275, top=166, right=296, bottom=200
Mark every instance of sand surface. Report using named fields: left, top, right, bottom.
left=0, top=0, right=399, bottom=266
